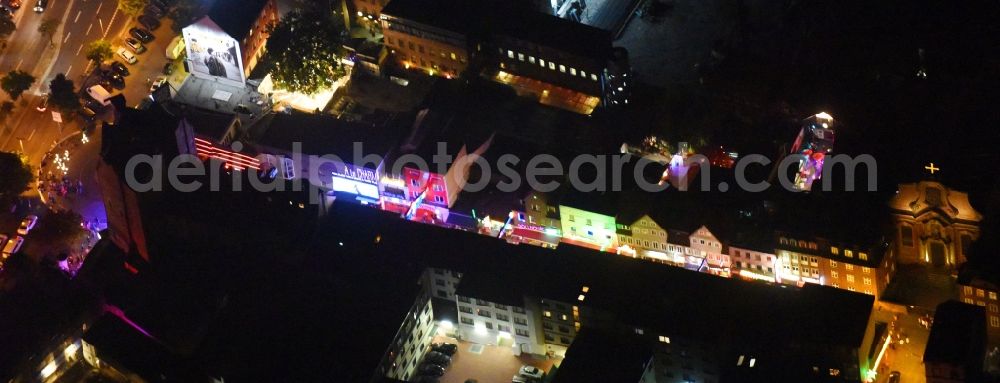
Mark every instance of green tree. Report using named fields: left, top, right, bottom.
left=263, top=9, right=347, bottom=95
left=48, top=74, right=81, bottom=115
left=169, top=0, right=203, bottom=33
left=0, top=10, right=15, bottom=39
left=25, top=209, right=87, bottom=261
left=85, top=39, right=113, bottom=65
left=0, top=151, right=32, bottom=206
left=1, top=70, right=35, bottom=101
left=37, top=18, right=60, bottom=45
left=118, top=0, right=150, bottom=17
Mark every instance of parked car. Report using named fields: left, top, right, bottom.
left=430, top=343, right=458, bottom=356
left=425, top=351, right=450, bottom=367
left=116, top=47, right=137, bottom=64
left=2, top=236, right=24, bottom=256
left=162, top=62, right=174, bottom=75
left=111, top=61, right=130, bottom=76
left=80, top=106, right=97, bottom=122
left=36, top=93, right=48, bottom=112
left=124, top=37, right=146, bottom=54
left=106, top=72, right=126, bottom=89
left=417, top=363, right=445, bottom=377
left=519, top=365, right=544, bottom=379
left=138, top=14, right=160, bottom=30
left=129, top=27, right=154, bottom=43
left=85, top=98, right=106, bottom=112
left=16, top=215, right=37, bottom=235
left=149, top=76, right=167, bottom=93
left=887, top=371, right=901, bottom=383
left=144, top=4, right=165, bottom=19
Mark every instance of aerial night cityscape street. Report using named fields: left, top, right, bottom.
left=1, top=0, right=999, bottom=382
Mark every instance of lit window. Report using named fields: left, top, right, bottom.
left=590, top=74, right=598, bottom=81
left=736, top=355, right=744, bottom=366
left=863, top=277, right=872, bottom=285
left=451, top=52, right=457, bottom=60
left=529, top=56, right=536, bottom=64
left=548, top=62, right=556, bottom=70
left=830, top=260, right=838, bottom=268
left=860, top=252, right=868, bottom=260
left=991, top=292, right=998, bottom=300
left=845, top=250, right=853, bottom=258
left=992, top=317, right=999, bottom=328
left=570, top=68, right=577, bottom=75
left=846, top=275, right=855, bottom=283
left=978, top=289, right=986, bottom=297
left=544, top=311, right=552, bottom=317
left=577, top=294, right=585, bottom=301
left=559, top=64, right=566, bottom=73
left=507, top=50, right=514, bottom=59
left=539, top=59, right=546, bottom=67
left=964, top=286, right=973, bottom=295
left=831, top=271, right=839, bottom=279
left=581, top=286, right=589, bottom=293
left=580, top=70, right=587, bottom=78
left=658, top=335, right=670, bottom=343
left=749, top=358, right=756, bottom=368
left=830, top=246, right=839, bottom=255
left=517, top=53, right=524, bottom=61
left=634, top=328, right=644, bottom=335
left=845, top=264, right=854, bottom=271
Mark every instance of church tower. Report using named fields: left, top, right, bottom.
left=888, top=169, right=982, bottom=270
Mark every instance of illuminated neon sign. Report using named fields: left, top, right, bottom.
left=194, top=138, right=260, bottom=171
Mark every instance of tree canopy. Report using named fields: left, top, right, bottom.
left=0, top=151, right=32, bottom=205
left=118, top=0, right=149, bottom=17
left=85, top=39, right=113, bottom=65
left=0, top=10, right=15, bottom=38
left=169, top=0, right=203, bottom=33
left=263, top=9, right=347, bottom=95
left=25, top=210, right=87, bottom=261
left=48, top=74, right=81, bottom=115
left=38, top=18, right=59, bottom=44
left=1, top=70, right=35, bottom=101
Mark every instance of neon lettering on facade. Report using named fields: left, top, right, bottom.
left=194, top=138, right=260, bottom=171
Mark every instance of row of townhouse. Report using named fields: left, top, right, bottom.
left=418, top=238, right=878, bottom=382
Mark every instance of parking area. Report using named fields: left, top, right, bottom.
left=427, top=335, right=556, bottom=383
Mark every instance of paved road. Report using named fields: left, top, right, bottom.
left=0, top=0, right=133, bottom=167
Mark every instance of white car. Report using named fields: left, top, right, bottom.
left=150, top=77, right=167, bottom=93
left=17, top=215, right=37, bottom=235
left=519, top=365, right=543, bottom=379
left=2, top=236, right=24, bottom=256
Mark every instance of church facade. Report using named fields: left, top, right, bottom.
left=888, top=180, right=982, bottom=271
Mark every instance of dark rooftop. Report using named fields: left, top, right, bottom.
left=551, top=329, right=652, bottom=383
left=924, top=300, right=987, bottom=365
left=381, top=0, right=614, bottom=61
left=206, top=0, right=270, bottom=41
left=254, top=111, right=398, bottom=162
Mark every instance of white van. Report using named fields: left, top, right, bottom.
left=87, top=85, right=113, bottom=106
left=117, top=47, right=137, bottom=64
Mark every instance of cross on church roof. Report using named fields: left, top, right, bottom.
left=925, top=163, right=940, bottom=175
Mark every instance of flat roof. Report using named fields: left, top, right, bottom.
left=381, top=0, right=614, bottom=61
left=254, top=112, right=398, bottom=162
left=206, top=0, right=270, bottom=41
left=551, top=329, right=651, bottom=383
